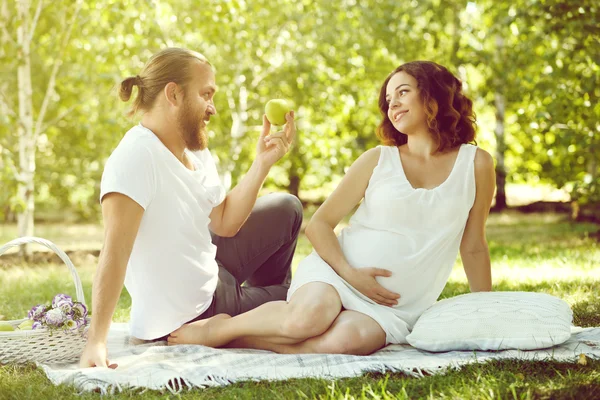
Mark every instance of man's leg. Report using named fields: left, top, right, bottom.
left=166, top=194, right=301, bottom=343
left=168, top=282, right=342, bottom=347
left=209, top=192, right=303, bottom=314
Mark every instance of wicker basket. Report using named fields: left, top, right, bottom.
left=0, top=236, right=90, bottom=364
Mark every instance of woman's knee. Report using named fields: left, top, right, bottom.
left=316, top=324, right=364, bottom=354
left=315, top=318, right=385, bottom=355
left=281, top=297, right=339, bottom=340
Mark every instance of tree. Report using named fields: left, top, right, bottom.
left=1, top=0, right=82, bottom=249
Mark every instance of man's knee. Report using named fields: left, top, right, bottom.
left=267, top=193, right=303, bottom=237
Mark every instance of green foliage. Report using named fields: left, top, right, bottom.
left=0, top=0, right=598, bottom=221
left=510, top=1, right=600, bottom=203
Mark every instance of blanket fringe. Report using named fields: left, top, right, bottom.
left=66, top=364, right=449, bottom=395
left=47, top=357, right=588, bottom=395
left=38, top=327, right=600, bottom=394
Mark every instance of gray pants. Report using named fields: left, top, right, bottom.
left=191, top=193, right=302, bottom=321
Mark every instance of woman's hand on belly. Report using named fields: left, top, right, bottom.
left=374, top=273, right=424, bottom=308
left=344, top=267, right=401, bottom=307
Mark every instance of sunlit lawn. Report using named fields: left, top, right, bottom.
left=0, top=211, right=599, bottom=399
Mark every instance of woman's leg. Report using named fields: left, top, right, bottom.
left=229, top=310, right=386, bottom=355
left=168, top=282, right=343, bottom=347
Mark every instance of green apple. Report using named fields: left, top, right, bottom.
left=265, top=99, right=292, bottom=126
left=0, top=321, right=14, bottom=331
left=17, top=319, right=34, bottom=330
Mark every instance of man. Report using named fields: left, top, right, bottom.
left=80, top=48, right=301, bottom=368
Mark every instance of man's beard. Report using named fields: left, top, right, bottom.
left=178, top=100, right=208, bottom=151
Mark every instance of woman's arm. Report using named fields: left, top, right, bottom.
left=306, top=147, right=400, bottom=306
left=460, top=148, right=496, bottom=292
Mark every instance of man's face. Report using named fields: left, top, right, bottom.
left=177, top=62, right=217, bottom=151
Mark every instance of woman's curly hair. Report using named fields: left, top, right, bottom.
left=377, top=61, right=477, bottom=152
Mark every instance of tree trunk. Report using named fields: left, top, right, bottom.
left=587, top=149, right=597, bottom=184
left=287, top=110, right=305, bottom=199
left=493, top=35, right=508, bottom=211
left=16, top=0, right=35, bottom=252
left=224, top=78, right=248, bottom=190
left=493, top=91, right=508, bottom=210
left=13, top=1, right=80, bottom=250
left=288, top=174, right=300, bottom=198
left=450, top=2, right=461, bottom=67
left=287, top=144, right=300, bottom=198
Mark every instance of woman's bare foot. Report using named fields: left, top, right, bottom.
left=167, top=313, right=231, bottom=347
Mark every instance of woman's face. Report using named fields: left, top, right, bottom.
left=385, top=71, right=427, bottom=135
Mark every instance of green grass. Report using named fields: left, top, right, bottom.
left=0, top=223, right=104, bottom=253
left=1, top=359, right=600, bottom=399
left=0, top=211, right=599, bottom=399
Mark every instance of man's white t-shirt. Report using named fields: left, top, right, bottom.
left=100, top=124, right=226, bottom=340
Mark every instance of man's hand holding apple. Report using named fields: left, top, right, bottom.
left=256, top=99, right=295, bottom=169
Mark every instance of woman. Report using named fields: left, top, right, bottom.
left=168, top=61, right=495, bottom=354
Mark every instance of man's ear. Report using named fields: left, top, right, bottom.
left=164, top=82, right=180, bottom=107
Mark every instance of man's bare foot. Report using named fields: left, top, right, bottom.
left=167, top=313, right=231, bottom=347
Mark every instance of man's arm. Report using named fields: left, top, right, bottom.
left=460, top=148, right=496, bottom=292
left=79, top=193, right=144, bottom=368
left=208, top=160, right=270, bottom=237
left=209, top=113, right=295, bottom=237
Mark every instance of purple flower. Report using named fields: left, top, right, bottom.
left=45, top=308, right=66, bottom=327
left=59, top=302, right=73, bottom=315
left=52, top=294, right=73, bottom=310
left=32, top=321, right=43, bottom=330
left=28, top=304, right=47, bottom=321
left=64, top=318, right=78, bottom=331
left=72, top=302, right=88, bottom=319
left=76, top=318, right=87, bottom=328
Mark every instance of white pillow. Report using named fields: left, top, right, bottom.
left=405, top=291, right=573, bottom=352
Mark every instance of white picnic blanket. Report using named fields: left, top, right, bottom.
left=39, top=324, right=600, bottom=395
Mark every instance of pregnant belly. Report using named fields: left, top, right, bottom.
left=373, top=273, right=422, bottom=306
left=340, top=227, right=416, bottom=270
left=340, top=227, right=426, bottom=307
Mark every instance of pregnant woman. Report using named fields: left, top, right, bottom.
left=168, top=61, right=495, bottom=354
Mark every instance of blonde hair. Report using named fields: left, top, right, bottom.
left=119, top=48, right=211, bottom=117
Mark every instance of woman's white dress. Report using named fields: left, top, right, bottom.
left=287, top=144, right=478, bottom=344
